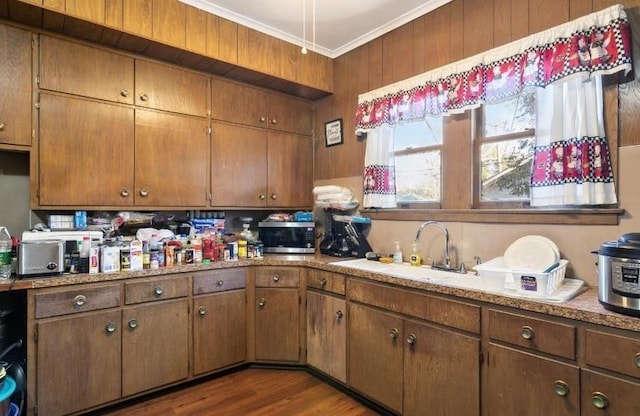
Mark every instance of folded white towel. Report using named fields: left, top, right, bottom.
left=316, top=192, right=353, bottom=202
left=313, top=185, right=352, bottom=196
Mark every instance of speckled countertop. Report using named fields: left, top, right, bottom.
left=1, top=254, right=639, bottom=333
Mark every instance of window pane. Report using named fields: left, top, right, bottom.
left=394, top=117, right=443, bottom=150
left=396, top=151, right=441, bottom=203
left=480, top=138, right=534, bottom=201
left=483, top=89, right=536, bottom=137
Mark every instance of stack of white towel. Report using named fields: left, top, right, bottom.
left=313, top=185, right=358, bottom=210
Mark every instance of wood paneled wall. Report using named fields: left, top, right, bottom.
left=314, top=0, right=640, bottom=180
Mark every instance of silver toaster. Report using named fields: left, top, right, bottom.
left=18, top=240, right=65, bottom=276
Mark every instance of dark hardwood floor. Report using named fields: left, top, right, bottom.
left=97, top=368, right=384, bottom=416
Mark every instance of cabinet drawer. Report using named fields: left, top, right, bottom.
left=125, top=275, right=189, bottom=304
left=585, top=329, right=640, bottom=379
left=35, top=283, right=121, bottom=319
left=348, top=279, right=480, bottom=334
left=488, top=309, right=576, bottom=359
left=193, top=268, right=247, bottom=294
left=255, top=267, right=299, bottom=287
left=307, top=269, right=345, bottom=295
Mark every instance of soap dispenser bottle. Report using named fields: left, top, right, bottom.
left=393, top=241, right=403, bottom=264
left=409, top=242, right=422, bottom=266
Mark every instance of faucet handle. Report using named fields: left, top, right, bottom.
left=459, top=263, right=467, bottom=274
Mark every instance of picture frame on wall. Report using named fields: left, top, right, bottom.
left=324, top=118, right=343, bottom=147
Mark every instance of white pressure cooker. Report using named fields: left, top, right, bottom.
left=595, top=233, right=640, bottom=317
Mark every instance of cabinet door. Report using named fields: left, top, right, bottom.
left=255, top=288, right=300, bottom=361
left=306, top=291, right=346, bottom=382
left=211, top=122, right=267, bottom=207
left=39, top=35, right=134, bottom=104
left=581, top=369, right=640, bottom=415
left=193, top=290, right=247, bottom=375
left=267, top=93, right=312, bottom=136
left=36, top=310, right=121, bottom=416
left=404, top=320, right=480, bottom=416
left=0, top=24, right=32, bottom=146
left=135, top=59, right=209, bottom=117
left=267, top=131, right=313, bottom=207
left=486, top=344, right=580, bottom=416
left=211, top=78, right=268, bottom=128
left=134, top=109, right=209, bottom=207
left=348, top=303, right=403, bottom=413
left=122, top=299, right=189, bottom=397
left=39, top=93, right=135, bottom=206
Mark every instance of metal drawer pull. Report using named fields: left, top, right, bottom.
left=406, top=334, right=417, bottom=346
left=635, top=353, right=640, bottom=368
left=335, top=310, right=343, bottom=320
left=73, top=295, right=87, bottom=307
left=389, top=328, right=399, bottom=340
left=319, top=278, right=327, bottom=287
left=520, top=326, right=534, bottom=340
left=128, top=319, right=138, bottom=329
left=553, top=380, right=569, bottom=397
left=258, top=298, right=266, bottom=308
left=217, top=280, right=224, bottom=287
left=198, top=306, right=207, bottom=316
left=591, top=392, right=609, bottom=409
left=273, top=275, right=280, bottom=282
left=105, top=322, right=117, bottom=333
left=153, top=286, right=164, bottom=297
left=120, top=188, right=129, bottom=197
left=0, top=123, right=5, bottom=130
left=139, top=189, right=149, bottom=197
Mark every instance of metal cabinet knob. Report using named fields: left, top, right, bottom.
left=258, top=298, right=266, bottom=308
left=591, top=392, right=609, bottom=409
left=217, top=280, right=224, bottom=287
left=319, top=278, right=327, bottom=287
left=153, top=286, right=163, bottom=297
left=335, top=310, right=344, bottom=320
left=139, top=93, right=148, bottom=101
left=120, top=188, right=129, bottom=197
left=270, top=118, right=277, bottom=125
left=270, top=193, right=277, bottom=200
left=553, top=380, right=570, bottom=397
left=258, top=193, right=266, bottom=200
left=520, top=325, right=534, bottom=340
left=198, top=306, right=207, bottom=316
left=0, top=122, right=5, bottom=130
left=128, top=319, right=138, bottom=329
left=139, top=189, right=149, bottom=197
left=259, top=116, right=266, bottom=123
left=389, top=328, right=399, bottom=340
left=406, top=333, right=417, bottom=346
left=120, top=89, right=129, bottom=97
left=105, top=321, right=117, bottom=333
left=273, top=275, right=280, bottom=282
left=635, top=353, right=640, bottom=368
left=73, top=295, right=87, bottom=307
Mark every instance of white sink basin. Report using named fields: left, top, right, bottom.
left=332, top=258, right=487, bottom=290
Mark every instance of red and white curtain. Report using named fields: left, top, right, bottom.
left=357, top=4, right=632, bottom=208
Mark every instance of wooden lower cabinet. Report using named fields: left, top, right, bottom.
left=122, top=299, right=189, bottom=397
left=35, top=310, right=122, bottom=416
left=254, top=287, right=300, bottom=361
left=193, top=289, right=247, bottom=375
left=581, top=369, right=640, bottom=415
left=485, top=343, right=580, bottom=416
left=306, top=291, right=346, bottom=382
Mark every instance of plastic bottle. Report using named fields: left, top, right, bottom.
left=79, top=236, right=91, bottom=273
left=393, top=241, right=403, bottom=264
left=409, top=242, right=422, bottom=267
left=0, top=227, right=12, bottom=279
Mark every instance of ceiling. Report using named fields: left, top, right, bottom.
left=179, top=0, right=451, bottom=58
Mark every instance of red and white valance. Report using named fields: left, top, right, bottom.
left=355, top=4, right=632, bottom=133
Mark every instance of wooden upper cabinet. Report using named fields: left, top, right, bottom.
left=211, top=78, right=268, bottom=128
left=237, top=26, right=280, bottom=76
left=135, top=59, right=210, bottom=117
left=185, top=4, right=207, bottom=55
left=267, top=93, right=312, bottom=136
left=0, top=24, right=32, bottom=146
left=123, top=0, right=152, bottom=38
left=39, top=35, right=135, bottom=104
left=267, top=131, right=313, bottom=207
left=152, top=0, right=185, bottom=48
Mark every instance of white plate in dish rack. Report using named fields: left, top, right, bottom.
left=503, top=235, right=560, bottom=271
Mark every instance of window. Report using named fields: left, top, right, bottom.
left=474, top=88, right=536, bottom=208
left=393, top=116, right=443, bottom=207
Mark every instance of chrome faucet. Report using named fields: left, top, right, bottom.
left=415, top=221, right=451, bottom=270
